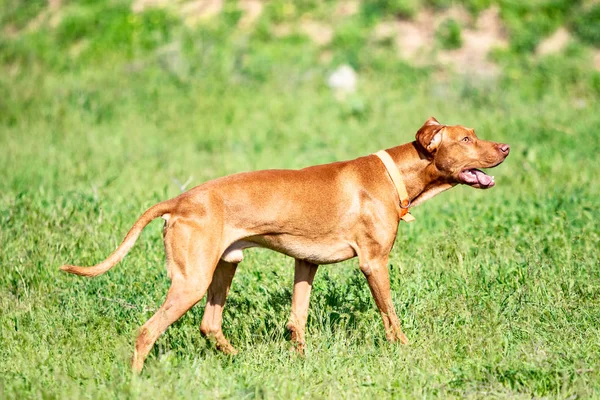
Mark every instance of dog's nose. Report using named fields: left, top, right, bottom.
left=499, top=143, right=510, bottom=154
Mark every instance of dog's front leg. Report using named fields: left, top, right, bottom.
left=359, top=255, right=408, bottom=344
left=286, top=258, right=318, bottom=354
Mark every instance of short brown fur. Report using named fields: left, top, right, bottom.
left=60, top=117, right=509, bottom=373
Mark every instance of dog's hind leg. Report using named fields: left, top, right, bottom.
left=132, top=277, right=204, bottom=373
left=131, top=218, right=222, bottom=373
left=286, top=258, right=318, bottom=354
left=200, top=260, right=238, bottom=354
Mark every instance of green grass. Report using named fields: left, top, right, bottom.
left=1, top=1, right=600, bottom=399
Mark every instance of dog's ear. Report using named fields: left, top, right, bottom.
left=415, top=117, right=445, bottom=154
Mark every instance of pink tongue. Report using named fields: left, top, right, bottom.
left=473, top=169, right=493, bottom=186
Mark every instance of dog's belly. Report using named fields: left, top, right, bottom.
left=263, top=235, right=357, bottom=264
left=221, top=235, right=356, bottom=265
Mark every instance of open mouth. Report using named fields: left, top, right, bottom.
left=458, top=168, right=495, bottom=189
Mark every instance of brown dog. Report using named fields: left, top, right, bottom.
left=61, top=117, right=509, bottom=372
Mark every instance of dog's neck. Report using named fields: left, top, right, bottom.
left=386, top=142, right=456, bottom=207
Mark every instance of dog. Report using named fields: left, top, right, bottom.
left=61, top=117, right=509, bottom=372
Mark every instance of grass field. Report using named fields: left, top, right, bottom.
left=1, top=1, right=600, bottom=398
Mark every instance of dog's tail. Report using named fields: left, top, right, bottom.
left=59, top=200, right=175, bottom=277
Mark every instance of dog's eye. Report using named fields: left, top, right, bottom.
left=462, top=137, right=470, bottom=142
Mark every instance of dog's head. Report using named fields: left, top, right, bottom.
left=415, top=117, right=510, bottom=189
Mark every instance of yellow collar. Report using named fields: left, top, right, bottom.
left=373, top=150, right=415, bottom=223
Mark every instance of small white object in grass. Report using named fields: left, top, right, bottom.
left=327, top=64, right=357, bottom=94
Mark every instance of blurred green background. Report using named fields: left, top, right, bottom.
left=1, top=1, right=599, bottom=398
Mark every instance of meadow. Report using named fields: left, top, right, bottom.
left=1, top=1, right=600, bottom=398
